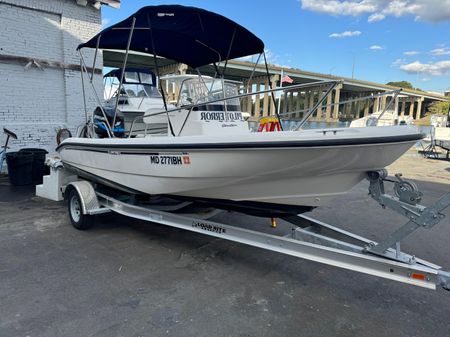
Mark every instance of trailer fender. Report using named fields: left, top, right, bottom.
left=65, top=181, right=101, bottom=215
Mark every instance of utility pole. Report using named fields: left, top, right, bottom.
left=351, top=56, right=356, bottom=79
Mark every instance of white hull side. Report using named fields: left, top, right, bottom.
left=59, top=128, right=417, bottom=207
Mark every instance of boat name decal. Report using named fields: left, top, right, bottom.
left=150, top=153, right=190, bottom=165
left=200, top=112, right=243, bottom=122
left=192, top=221, right=226, bottom=234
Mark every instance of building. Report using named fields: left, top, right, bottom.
left=0, top=0, right=119, bottom=152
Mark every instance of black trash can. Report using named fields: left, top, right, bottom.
left=19, top=148, right=48, bottom=184
left=5, top=151, right=34, bottom=186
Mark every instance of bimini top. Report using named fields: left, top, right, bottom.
left=78, top=5, right=264, bottom=69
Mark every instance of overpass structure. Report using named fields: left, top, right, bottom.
left=104, top=50, right=447, bottom=123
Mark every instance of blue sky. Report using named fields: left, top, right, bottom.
left=102, top=0, right=450, bottom=93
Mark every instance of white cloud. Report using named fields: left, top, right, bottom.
left=399, top=60, right=450, bottom=76
left=368, top=13, right=385, bottom=22
left=414, top=0, right=450, bottom=22
left=430, top=47, right=450, bottom=56
left=264, top=49, right=279, bottom=64
left=392, top=58, right=406, bottom=67
left=329, top=30, right=362, bottom=38
left=369, top=44, right=383, bottom=50
left=300, top=0, right=450, bottom=23
left=302, top=0, right=377, bottom=16
left=403, top=50, right=419, bottom=56
left=102, top=18, right=110, bottom=27
left=262, top=49, right=290, bottom=67
left=382, top=0, right=420, bottom=17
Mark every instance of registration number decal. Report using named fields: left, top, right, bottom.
left=149, top=153, right=191, bottom=165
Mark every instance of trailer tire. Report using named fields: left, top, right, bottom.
left=68, top=188, right=93, bottom=230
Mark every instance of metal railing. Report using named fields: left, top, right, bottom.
left=128, top=80, right=342, bottom=137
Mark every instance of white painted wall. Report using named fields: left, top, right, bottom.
left=0, top=0, right=103, bottom=153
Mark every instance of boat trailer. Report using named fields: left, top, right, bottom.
left=37, top=163, right=450, bottom=291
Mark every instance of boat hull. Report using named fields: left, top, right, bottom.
left=58, top=126, right=421, bottom=208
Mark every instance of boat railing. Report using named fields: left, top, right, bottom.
left=127, top=80, right=342, bottom=138
left=279, top=89, right=402, bottom=123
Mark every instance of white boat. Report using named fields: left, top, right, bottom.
left=435, top=127, right=450, bottom=142
left=58, top=5, right=423, bottom=216
left=422, top=114, right=450, bottom=154
left=430, top=114, right=450, bottom=143
left=59, top=125, right=421, bottom=211
left=103, top=68, right=169, bottom=134
left=350, top=110, right=414, bottom=128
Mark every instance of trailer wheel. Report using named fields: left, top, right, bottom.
left=68, top=188, right=93, bottom=230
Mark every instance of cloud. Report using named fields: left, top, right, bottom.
left=392, top=58, right=406, bottom=67
left=430, top=47, right=450, bottom=56
left=369, top=45, right=384, bottom=50
left=403, top=50, right=419, bottom=56
left=329, top=30, right=362, bottom=38
left=264, top=49, right=279, bottom=64
left=399, top=60, right=450, bottom=76
left=302, top=0, right=376, bottom=16
left=382, top=0, right=420, bottom=18
left=414, top=0, right=450, bottom=22
left=101, top=18, right=110, bottom=27
left=300, top=0, right=450, bottom=23
left=368, top=13, right=385, bottom=22
left=262, top=49, right=290, bottom=67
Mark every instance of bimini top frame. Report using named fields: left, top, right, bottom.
left=77, top=4, right=285, bottom=137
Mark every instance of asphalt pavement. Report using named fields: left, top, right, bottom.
left=1, top=175, right=450, bottom=337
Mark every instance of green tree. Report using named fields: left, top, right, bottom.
left=427, top=100, right=450, bottom=116
left=386, top=81, right=413, bottom=89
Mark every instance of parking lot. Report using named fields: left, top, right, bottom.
left=1, top=175, right=450, bottom=337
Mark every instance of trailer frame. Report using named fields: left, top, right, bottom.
left=53, top=168, right=450, bottom=291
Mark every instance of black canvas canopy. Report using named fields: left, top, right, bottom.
left=78, top=5, right=265, bottom=69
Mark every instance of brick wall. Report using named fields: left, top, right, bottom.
left=0, top=0, right=103, bottom=153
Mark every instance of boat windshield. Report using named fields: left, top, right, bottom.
left=119, top=83, right=161, bottom=98
left=177, top=78, right=241, bottom=107
left=105, top=70, right=161, bottom=100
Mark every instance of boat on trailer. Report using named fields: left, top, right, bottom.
left=59, top=126, right=421, bottom=215
left=59, top=4, right=424, bottom=216
left=37, top=5, right=450, bottom=291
